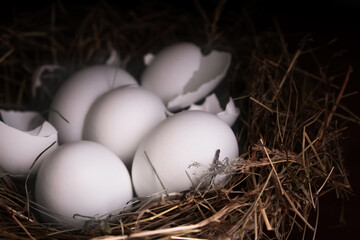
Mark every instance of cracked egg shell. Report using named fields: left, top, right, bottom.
left=0, top=110, right=58, bottom=177
left=141, top=42, right=231, bottom=111
left=188, top=93, right=240, bottom=126
left=131, top=110, right=239, bottom=197
left=49, top=65, right=138, bottom=144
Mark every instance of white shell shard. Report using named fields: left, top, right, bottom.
left=105, top=48, right=121, bottom=66
left=141, top=42, right=231, bottom=112
left=32, top=65, right=65, bottom=97
left=0, top=110, right=58, bottom=177
left=49, top=65, right=138, bottom=143
left=144, top=53, right=155, bottom=66
left=188, top=93, right=222, bottom=114
left=217, top=98, right=240, bottom=126
left=188, top=94, right=240, bottom=126
left=0, top=110, right=44, bottom=133
left=167, top=50, right=231, bottom=111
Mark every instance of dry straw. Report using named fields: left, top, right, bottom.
left=0, top=1, right=355, bottom=239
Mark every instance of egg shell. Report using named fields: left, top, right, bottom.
left=141, top=42, right=231, bottom=111
left=142, top=43, right=201, bottom=104
left=49, top=65, right=138, bottom=143
left=167, top=50, right=231, bottom=111
left=188, top=93, right=240, bottom=126
left=83, top=86, right=166, bottom=166
left=0, top=110, right=58, bottom=177
left=188, top=94, right=223, bottom=114
left=32, top=65, right=65, bottom=97
left=35, top=141, right=133, bottom=227
left=131, top=110, right=239, bottom=197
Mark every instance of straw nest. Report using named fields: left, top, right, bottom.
left=0, top=1, right=355, bottom=239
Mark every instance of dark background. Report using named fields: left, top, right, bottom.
left=1, top=0, right=359, bottom=239
left=250, top=1, right=360, bottom=239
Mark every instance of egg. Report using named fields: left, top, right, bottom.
left=131, top=110, right=239, bottom=197
left=0, top=110, right=58, bottom=177
left=83, top=86, right=166, bottom=166
left=49, top=65, right=138, bottom=143
left=35, top=141, right=133, bottom=227
left=141, top=42, right=231, bottom=111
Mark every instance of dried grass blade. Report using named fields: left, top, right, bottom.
left=229, top=168, right=274, bottom=235
left=249, top=97, right=274, bottom=113
left=271, top=50, right=301, bottom=102
left=260, top=139, right=284, bottom=195
left=171, top=236, right=207, bottom=240
left=11, top=215, right=36, bottom=240
left=304, top=132, right=325, bottom=172
left=0, top=48, right=14, bottom=63
left=126, top=204, right=235, bottom=238
left=283, top=191, right=314, bottom=231
left=317, top=66, right=353, bottom=145
left=316, top=167, right=335, bottom=196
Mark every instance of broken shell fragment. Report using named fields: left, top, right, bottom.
left=218, top=98, right=240, bottom=127
left=188, top=94, right=240, bottom=126
left=143, top=53, right=155, bottom=66
left=105, top=48, right=121, bottom=66
left=0, top=110, right=58, bottom=177
left=141, top=42, right=231, bottom=111
left=31, top=64, right=66, bottom=98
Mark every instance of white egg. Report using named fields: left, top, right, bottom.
left=83, top=86, right=166, bottom=166
left=131, top=110, right=239, bottom=197
left=141, top=42, right=231, bottom=111
left=0, top=110, right=58, bottom=177
left=35, top=141, right=133, bottom=227
left=49, top=65, right=138, bottom=143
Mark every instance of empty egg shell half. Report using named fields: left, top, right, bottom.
left=188, top=93, right=240, bottom=126
left=49, top=65, right=138, bottom=143
left=0, top=110, right=58, bottom=177
left=141, top=42, right=231, bottom=111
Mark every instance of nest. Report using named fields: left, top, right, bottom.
left=0, top=1, right=354, bottom=239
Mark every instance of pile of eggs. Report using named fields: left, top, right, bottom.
left=0, top=42, right=240, bottom=227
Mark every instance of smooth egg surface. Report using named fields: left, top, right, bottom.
left=83, top=86, right=166, bottom=166
left=131, top=110, right=239, bottom=197
left=35, top=141, right=133, bottom=227
left=49, top=65, right=137, bottom=143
